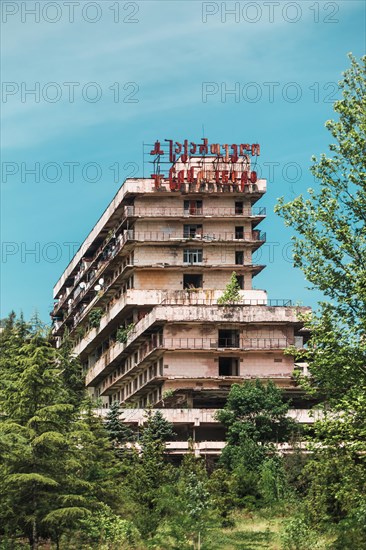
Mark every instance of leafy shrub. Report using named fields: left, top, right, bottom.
left=280, top=517, right=321, bottom=550
left=116, top=323, right=135, bottom=344
left=89, top=308, right=103, bottom=328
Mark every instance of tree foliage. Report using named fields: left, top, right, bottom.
left=275, top=54, right=366, bottom=544
left=0, top=314, right=121, bottom=549
left=104, top=401, right=135, bottom=458
left=217, top=380, right=295, bottom=471
left=275, top=54, right=366, bottom=401
left=118, top=411, right=176, bottom=540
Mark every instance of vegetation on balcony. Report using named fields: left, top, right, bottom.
left=116, top=323, right=135, bottom=344
left=88, top=308, right=103, bottom=329
left=217, top=271, right=243, bottom=305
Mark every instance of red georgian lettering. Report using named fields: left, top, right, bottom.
left=251, top=143, right=260, bottom=156
left=190, top=142, right=197, bottom=154
left=240, top=144, right=251, bottom=155
left=199, top=138, right=208, bottom=154
left=230, top=144, right=239, bottom=163
left=150, top=140, right=164, bottom=155
left=169, top=167, right=176, bottom=190
left=222, top=170, right=229, bottom=184
left=223, top=144, right=230, bottom=162
left=186, top=167, right=195, bottom=183
left=250, top=171, right=257, bottom=183
left=240, top=171, right=248, bottom=191
left=181, top=140, right=189, bottom=163
left=165, top=139, right=175, bottom=163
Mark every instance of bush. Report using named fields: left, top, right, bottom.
left=280, top=517, right=322, bottom=550
left=116, top=323, right=135, bottom=344
left=89, top=308, right=103, bottom=328
left=258, top=457, right=289, bottom=505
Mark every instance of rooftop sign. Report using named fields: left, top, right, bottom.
left=149, top=138, right=260, bottom=190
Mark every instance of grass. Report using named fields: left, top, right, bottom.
left=208, top=511, right=282, bottom=549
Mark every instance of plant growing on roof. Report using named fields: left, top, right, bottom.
left=217, top=272, right=242, bottom=305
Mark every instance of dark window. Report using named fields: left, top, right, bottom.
left=183, top=274, right=203, bottom=289
left=237, top=275, right=244, bottom=289
left=235, top=251, right=244, bottom=265
left=219, top=357, right=239, bottom=376
left=183, top=224, right=203, bottom=238
left=219, top=329, right=240, bottom=348
left=184, top=200, right=203, bottom=215
left=183, top=249, right=203, bottom=264
left=235, top=226, right=244, bottom=239
left=235, top=201, right=243, bottom=214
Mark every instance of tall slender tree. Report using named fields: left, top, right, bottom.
left=275, top=54, right=366, bottom=544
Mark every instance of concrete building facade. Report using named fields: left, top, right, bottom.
left=51, top=149, right=310, bottom=453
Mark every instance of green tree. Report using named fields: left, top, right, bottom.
left=208, top=468, right=236, bottom=526
left=104, top=401, right=135, bottom=458
left=217, top=380, right=296, bottom=470
left=275, top=53, right=366, bottom=400
left=155, top=450, right=220, bottom=549
left=140, top=409, right=174, bottom=443
left=217, top=381, right=296, bottom=508
left=119, top=411, right=175, bottom=539
left=76, top=503, right=141, bottom=549
left=275, top=54, right=366, bottom=542
left=217, top=272, right=242, bottom=305
left=0, top=315, right=122, bottom=549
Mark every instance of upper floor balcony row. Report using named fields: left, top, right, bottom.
left=51, top=230, right=265, bottom=318
left=53, top=204, right=266, bottom=307
left=97, top=407, right=321, bottom=427
left=53, top=178, right=267, bottom=299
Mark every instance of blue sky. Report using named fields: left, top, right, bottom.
left=1, top=0, right=365, bottom=322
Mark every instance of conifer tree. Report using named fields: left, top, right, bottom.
left=0, top=314, right=122, bottom=549
left=120, top=411, right=175, bottom=539
left=105, top=400, right=135, bottom=456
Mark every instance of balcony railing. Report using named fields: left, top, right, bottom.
left=160, top=337, right=291, bottom=350
left=122, top=230, right=266, bottom=243
left=90, top=333, right=296, bottom=391
left=122, top=206, right=266, bottom=219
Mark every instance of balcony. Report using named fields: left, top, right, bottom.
left=52, top=229, right=266, bottom=321
left=89, top=334, right=293, bottom=390
left=97, top=407, right=319, bottom=426
left=52, top=261, right=134, bottom=336
left=52, top=233, right=129, bottom=318
left=82, top=302, right=308, bottom=383
left=122, top=205, right=266, bottom=220
left=123, top=230, right=266, bottom=244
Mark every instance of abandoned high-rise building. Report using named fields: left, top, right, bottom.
left=51, top=139, right=310, bottom=454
